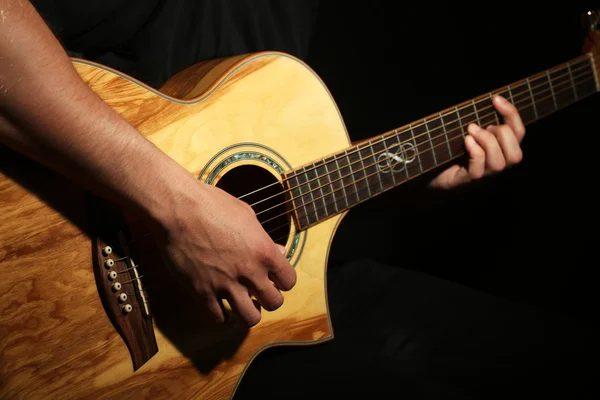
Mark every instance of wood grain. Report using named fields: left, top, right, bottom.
left=0, top=51, right=351, bottom=399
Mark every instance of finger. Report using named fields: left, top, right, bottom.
left=267, top=244, right=297, bottom=291
left=226, top=284, right=262, bottom=326
left=247, top=278, right=284, bottom=312
left=205, top=296, right=227, bottom=324
left=468, top=124, right=505, bottom=173
left=465, top=128, right=486, bottom=179
left=492, top=95, right=526, bottom=142
left=486, top=125, right=523, bottom=166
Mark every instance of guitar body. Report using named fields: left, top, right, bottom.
left=0, top=52, right=351, bottom=399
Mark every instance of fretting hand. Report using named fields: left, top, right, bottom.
left=429, top=95, right=526, bottom=189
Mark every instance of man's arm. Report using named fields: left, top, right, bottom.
left=0, top=0, right=296, bottom=326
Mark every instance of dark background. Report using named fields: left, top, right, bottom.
left=305, top=1, right=599, bottom=324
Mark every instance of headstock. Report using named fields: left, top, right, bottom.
left=582, top=9, right=600, bottom=54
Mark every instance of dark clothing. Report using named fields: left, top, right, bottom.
left=32, top=0, right=319, bottom=88
left=31, top=1, right=599, bottom=398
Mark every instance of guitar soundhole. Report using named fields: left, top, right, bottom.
left=215, top=165, right=290, bottom=245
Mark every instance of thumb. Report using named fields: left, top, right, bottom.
left=275, top=244, right=286, bottom=255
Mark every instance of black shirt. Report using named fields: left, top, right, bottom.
left=32, top=0, right=319, bottom=88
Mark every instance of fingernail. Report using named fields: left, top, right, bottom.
left=494, top=95, right=507, bottom=104
left=468, top=123, right=480, bottom=134
left=277, top=244, right=286, bottom=254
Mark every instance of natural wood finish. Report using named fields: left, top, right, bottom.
left=159, top=54, right=249, bottom=100
left=0, top=51, right=351, bottom=399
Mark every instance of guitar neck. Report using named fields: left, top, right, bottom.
left=285, top=53, right=599, bottom=230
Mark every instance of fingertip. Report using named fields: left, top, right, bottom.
left=276, top=244, right=286, bottom=255
left=465, top=134, right=475, bottom=147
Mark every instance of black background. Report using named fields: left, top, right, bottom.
left=305, top=1, right=599, bottom=323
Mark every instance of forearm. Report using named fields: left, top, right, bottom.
left=0, top=1, right=193, bottom=225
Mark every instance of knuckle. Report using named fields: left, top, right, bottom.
left=244, top=309, right=261, bottom=326
left=491, top=159, right=506, bottom=172
left=261, top=289, right=284, bottom=311
left=508, top=149, right=523, bottom=165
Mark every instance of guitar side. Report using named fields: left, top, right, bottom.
left=0, top=52, right=351, bottom=399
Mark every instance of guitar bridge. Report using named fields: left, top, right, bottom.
left=90, top=196, right=158, bottom=371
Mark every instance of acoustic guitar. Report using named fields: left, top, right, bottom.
left=1, top=10, right=599, bottom=400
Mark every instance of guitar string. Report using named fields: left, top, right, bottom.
left=261, top=80, right=598, bottom=241
left=246, top=63, right=593, bottom=212
left=253, top=73, right=594, bottom=227
left=258, top=76, right=597, bottom=238
left=265, top=78, right=600, bottom=243
left=236, top=54, right=593, bottom=202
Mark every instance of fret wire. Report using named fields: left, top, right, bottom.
left=546, top=70, right=558, bottom=110
left=566, top=61, right=578, bottom=101
left=423, top=119, right=437, bottom=166
left=313, top=162, right=328, bottom=219
left=454, top=106, right=465, bottom=138
left=357, top=144, right=372, bottom=199
left=294, top=174, right=310, bottom=228
left=439, top=112, right=453, bottom=158
left=471, top=99, right=481, bottom=126
left=408, top=124, right=423, bottom=173
left=489, top=93, right=500, bottom=125
left=332, top=153, right=350, bottom=209
left=526, top=77, right=538, bottom=119
left=383, top=133, right=399, bottom=183
left=322, top=159, right=339, bottom=213
left=345, top=149, right=360, bottom=204
left=369, top=139, right=384, bottom=193
left=507, top=84, right=514, bottom=104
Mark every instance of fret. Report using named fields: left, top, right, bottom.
left=339, top=150, right=360, bottom=206
left=295, top=167, right=318, bottom=226
left=408, top=125, right=424, bottom=174
left=456, top=102, right=478, bottom=130
left=410, top=122, right=437, bottom=171
left=372, top=136, right=397, bottom=190
left=506, top=84, right=514, bottom=104
left=306, top=166, right=320, bottom=223
left=525, top=77, right=538, bottom=120
left=445, top=107, right=466, bottom=156
left=572, top=57, right=598, bottom=100
left=380, top=133, right=400, bottom=183
left=471, top=99, right=481, bottom=126
left=332, top=153, right=351, bottom=209
left=290, top=173, right=311, bottom=228
left=489, top=93, right=501, bottom=125
left=322, top=158, right=339, bottom=214
left=357, top=142, right=381, bottom=198
left=566, top=61, right=578, bottom=101
left=549, top=64, right=577, bottom=110
left=424, top=116, right=451, bottom=166
left=438, top=112, right=454, bottom=159
left=546, top=70, right=558, bottom=110
left=508, top=82, right=535, bottom=124
left=529, top=71, right=555, bottom=119
left=473, top=94, right=497, bottom=127
left=309, top=162, right=330, bottom=220
left=346, top=146, right=370, bottom=202
left=367, top=140, right=385, bottom=193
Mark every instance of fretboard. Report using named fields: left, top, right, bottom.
left=286, top=53, right=599, bottom=230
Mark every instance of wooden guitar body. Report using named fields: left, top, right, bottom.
left=0, top=52, right=350, bottom=399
